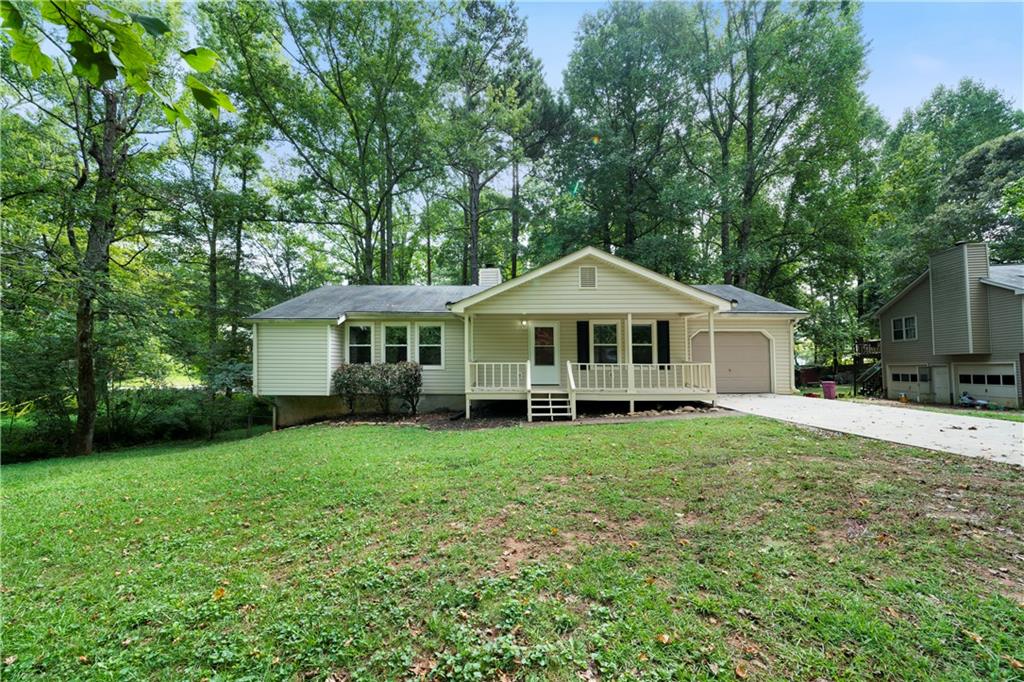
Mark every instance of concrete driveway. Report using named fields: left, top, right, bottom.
left=717, top=394, right=1023, bottom=466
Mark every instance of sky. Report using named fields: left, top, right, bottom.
left=520, top=1, right=1024, bottom=123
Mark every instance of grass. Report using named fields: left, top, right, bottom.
left=844, top=396, right=1024, bottom=423
left=3, top=417, right=1023, bottom=680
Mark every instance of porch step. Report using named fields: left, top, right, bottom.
left=529, top=391, right=573, bottom=422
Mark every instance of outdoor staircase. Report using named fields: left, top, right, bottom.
left=857, top=364, right=883, bottom=397
left=528, top=391, right=573, bottom=421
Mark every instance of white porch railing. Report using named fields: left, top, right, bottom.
left=468, top=362, right=529, bottom=392
left=568, top=362, right=713, bottom=393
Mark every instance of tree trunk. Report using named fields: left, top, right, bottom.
left=510, top=158, right=520, bottom=277
left=73, top=89, right=121, bottom=455
left=719, top=140, right=733, bottom=285
left=425, top=200, right=433, bottom=285
left=467, top=167, right=481, bottom=284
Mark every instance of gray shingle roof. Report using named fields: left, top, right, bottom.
left=693, top=284, right=806, bottom=314
left=983, top=263, right=1024, bottom=293
left=249, top=282, right=803, bottom=320
left=248, top=285, right=486, bottom=320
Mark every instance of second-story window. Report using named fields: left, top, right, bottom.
left=892, top=316, right=916, bottom=341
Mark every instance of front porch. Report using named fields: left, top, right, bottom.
left=462, top=311, right=720, bottom=421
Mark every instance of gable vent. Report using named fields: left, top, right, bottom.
left=579, top=266, right=597, bottom=288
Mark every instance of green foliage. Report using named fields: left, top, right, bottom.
left=0, top=0, right=231, bottom=123
left=331, top=362, right=423, bottom=416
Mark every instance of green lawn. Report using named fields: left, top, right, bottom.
left=3, top=418, right=1023, bottom=680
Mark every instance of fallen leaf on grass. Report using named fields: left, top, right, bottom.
left=708, top=662, right=720, bottom=675
left=211, top=586, right=227, bottom=601
left=735, top=660, right=749, bottom=678
left=77, top=655, right=90, bottom=664
left=628, top=541, right=640, bottom=549
left=677, top=538, right=691, bottom=546
left=963, top=630, right=983, bottom=644
left=656, top=632, right=673, bottom=645
left=1002, top=655, right=1024, bottom=670
left=4, top=656, right=16, bottom=665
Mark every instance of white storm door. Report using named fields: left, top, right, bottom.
left=529, top=322, right=560, bottom=385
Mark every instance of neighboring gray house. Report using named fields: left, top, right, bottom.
left=248, top=247, right=806, bottom=426
left=874, top=242, right=1023, bottom=408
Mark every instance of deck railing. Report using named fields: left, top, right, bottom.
left=468, top=362, right=529, bottom=392
left=568, top=362, right=713, bottom=393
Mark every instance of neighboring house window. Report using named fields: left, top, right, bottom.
left=891, top=316, right=916, bottom=341
left=592, top=323, right=618, bottom=363
left=384, top=324, right=409, bottom=363
left=1002, top=374, right=1016, bottom=385
left=631, top=323, right=654, bottom=364
left=416, top=324, right=443, bottom=368
left=348, top=325, right=372, bottom=364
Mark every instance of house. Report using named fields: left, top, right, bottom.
left=874, top=242, right=1024, bottom=408
left=248, top=247, right=807, bottom=426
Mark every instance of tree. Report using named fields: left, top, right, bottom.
left=933, top=132, right=1024, bottom=262
left=557, top=2, right=694, bottom=266
left=682, top=0, right=866, bottom=287
left=215, top=0, right=442, bottom=284
left=438, top=0, right=533, bottom=284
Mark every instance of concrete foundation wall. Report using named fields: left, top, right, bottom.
left=273, top=394, right=465, bottom=427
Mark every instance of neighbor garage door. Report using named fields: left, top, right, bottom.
left=954, top=363, right=1018, bottom=406
left=691, top=331, right=772, bottom=393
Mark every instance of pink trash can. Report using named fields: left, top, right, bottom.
left=821, top=381, right=837, bottom=400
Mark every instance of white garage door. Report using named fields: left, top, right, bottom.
left=692, top=332, right=772, bottom=393
left=955, top=364, right=1018, bottom=403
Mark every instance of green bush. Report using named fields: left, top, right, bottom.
left=330, top=362, right=422, bottom=416
left=2, top=389, right=271, bottom=462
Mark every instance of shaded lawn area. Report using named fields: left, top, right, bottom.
left=2, top=417, right=1023, bottom=680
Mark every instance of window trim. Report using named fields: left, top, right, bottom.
left=383, top=322, right=411, bottom=364
left=891, top=315, right=917, bottom=342
left=347, top=323, right=373, bottom=364
left=629, top=320, right=657, bottom=365
left=415, top=322, right=445, bottom=370
left=590, top=320, right=620, bottom=365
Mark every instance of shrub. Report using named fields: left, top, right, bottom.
left=330, top=362, right=422, bottom=416
left=332, top=364, right=370, bottom=412
left=392, top=362, right=423, bottom=415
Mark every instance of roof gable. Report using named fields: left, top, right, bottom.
left=448, top=247, right=732, bottom=313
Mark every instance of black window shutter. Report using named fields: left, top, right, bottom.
left=657, top=320, right=670, bottom=363
left=576, top=321, right=590, bottom=363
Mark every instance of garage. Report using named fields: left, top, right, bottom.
left=691, top=331, right=772, bottom=393
left=954, top=363, right=1018, bottom=406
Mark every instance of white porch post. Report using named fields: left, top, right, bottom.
left=464, top=315, right=471, bottom=419
left=625, top=313, right=634, bottom=399
left=708, top=310, right=717, bottom=403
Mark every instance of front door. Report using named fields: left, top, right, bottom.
left=529, top=322, right=559, bottom=385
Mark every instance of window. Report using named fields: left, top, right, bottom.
left=972, top=374, right=985, bottom=385
left=384, top=324, right=409, bottom=363
left=348, top=325, right=372, bottom=364
left=918, top=369, right=930, bottom=383
left=986, top=375, right=1001, bottom=385
left=959, top=374, right=971, bottom=384
left=417, top=324, right=443, bottom=368
left=1002, top=374, right=1016, bottom=386
left=891, top=373, right=900, bottom=383
left=892, top=316, right=917, bottom=341
left=631, top=324, right=654, bottom=364
left=909, top=374, right=918, bottom=382
left=592, top=323, right=618, bottom=363
left=579, top=266, right=597, bottom=288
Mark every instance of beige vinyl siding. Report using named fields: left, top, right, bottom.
left=688, top=316, right=794, bottom=394
left=340, top=318, right=465, bottom=395
left=254, top=322, right=331, bottom=396
left=328, top=325, right=343, bottom=392
left=881, top=276, right=934, bottom=365
left=466, top=256, right=717, bottom=315
left=966, top=243, right=991, bottom=353
left=929, top=246, right=971, bottom=354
